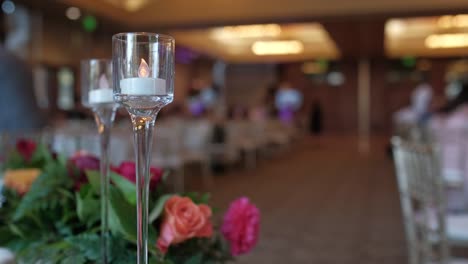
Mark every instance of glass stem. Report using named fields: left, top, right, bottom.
left=94, top=106, right=116, bottom=264
left=99, top=126, right=110, bottom=264
left=131, top=114, right=155, bottom=264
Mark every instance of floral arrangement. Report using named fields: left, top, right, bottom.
left=0, top=139, right=260, bottom=263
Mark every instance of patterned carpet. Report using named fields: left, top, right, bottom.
left=208, top=136, right=408, bottom=264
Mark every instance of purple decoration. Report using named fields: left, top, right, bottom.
left=176, top=46, right=199, bottom=64
left=188, top=100, right=205, bottom=116
left=278, top=107, right=294, bottom=124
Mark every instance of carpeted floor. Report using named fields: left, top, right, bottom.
left=208, top=136, right=408, bottom=264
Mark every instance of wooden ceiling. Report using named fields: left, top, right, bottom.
left=57, top=0, right=468, bottom=28
left=170, top=23, right=340, bottom=63
left=385, top=15, right=468, bottom=58
left=12, top=0, right=468, bottom=60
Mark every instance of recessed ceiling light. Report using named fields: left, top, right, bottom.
left=66, top=6, right=81, bottom=20
left=211, top=24, right=281, bottom=40
left=251, top=40, right=304, bottom=56
left=386, top=20, right=405, bottom=35
left=1, top=0, right=15, bottom=14
left=425, top=33, right=468, bottom=49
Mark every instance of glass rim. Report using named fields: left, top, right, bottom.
left=80, top=58, right=112, bottom=64
left=112, top=32, right=175, bottom=43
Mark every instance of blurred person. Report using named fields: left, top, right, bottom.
left=265, top=83, right=279, bottom=118
left=309, top=100, right=323, bottom=135
left=393, top=82, right=433, bottom=130
left=430, top=83, right=468, bottom=212
left=249, top=104, right=267, bottom=122
left=0, top=22, right=44, bottom=132
left=228, top=105, right=248, bottom=121
left=275, top=82, right=303, bottom=125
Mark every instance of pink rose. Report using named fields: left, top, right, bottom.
left=16, top=139, right=37, bottom=162
left=157, top=196, right=213, bottom=254
left=111, top=161, right=162, bottom=190
left=221, top=197, right=260, bottom=256
left=68, top=153, right=100, bottom=190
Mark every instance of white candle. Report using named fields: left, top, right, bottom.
left=119, top=58, right=167, bottom=96
left=89, top=88, right=114, bottom=104
left=88, top=74, right=114, bottom=104
left=120, top=77, right=166, bottom=95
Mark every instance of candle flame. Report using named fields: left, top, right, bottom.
left=138, top=58, right=150, bottom=78
left=99, top=74, right=110, bottom=89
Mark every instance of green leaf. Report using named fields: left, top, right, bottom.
left=109, top=234, right=138, bottom=263
left=76, top=185, right=100, bottom=227
left=85, top=170, right=101, bottom=194
left=108, top=186, right=137, bottom=241
left=109, top=186, right=157, bottom=244
left=149, top=194, right=172, bottom=223
left=13, top=160, right=72, bottom=221
left=184, top=192, right=211, bottom=204
left=0, top=226, right=14, bottom=244
left=110, top=172, right=137, bottom=205
left=62, top=254, right=86, bottom=264
left=65, top=233, right=101, bottom=261
left=4, top=151, right=24, bottom=169
left=29, top=143, right=52, bottom=168
left=16, top=241, right=66, bottom=263
left=184, top=253, right=203, bottom=264
left=8, top=223, right=25, bottom=238
left=161, top=170, right=171, bottom=183
left=200, top=193, right=211, bottom=204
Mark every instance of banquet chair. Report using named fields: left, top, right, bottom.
left=152, top=121, right=185, bottom=192
left=51, top=132, right=80, bottom=158
left=209, top=123, right=240, bottom=168
left=248, top=120, right=270, bottom=157
left=226, top=120, right=256, bottom=168
left=392, top=137, right=468, bottom=264
left=429, top=127, right=468, bottom=211
left=265, top=119, right=291, bottom=152
left=181, top=120, right=214, bottom=188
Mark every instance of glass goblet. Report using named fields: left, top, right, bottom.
left=80, top=59, right=118, bottom=264
left=112, top=33, right=175, bottom=264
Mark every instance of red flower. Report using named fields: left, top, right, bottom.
left=111, top=161, right=162, bottom=190
left=68, top=153, right=100, bottom=190
left=16, top=139, right=37, bottom=162
left=221, top=197, right=260, bottom=256
left=157, top=196, right=213, bottom=254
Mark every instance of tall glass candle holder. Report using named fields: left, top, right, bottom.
left=80, top=59, right=118, bottom=264
left=112, top=33, right=175, bottom=264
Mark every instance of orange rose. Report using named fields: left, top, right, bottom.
left=157, top=196, right=213, bottom=253
left=3, top=169, right=41, bottom=194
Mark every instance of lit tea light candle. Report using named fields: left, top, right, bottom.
left=120, top=59, right=166, bottom=95
left=89, top=74, right=114, bottom=104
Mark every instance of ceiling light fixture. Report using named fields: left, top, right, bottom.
left=103, top=0, right=150, bottom=12
left=1, top=0, right=15, bottom=14
left=66, top=7, right=81, bottom=20
left=211, top=24, right=281, bottom=40
left=425, top=33, right=468, bottom=49
left=251, top=40, right=304, bottom=55
left=437, top=14, right=468, bottom=29
left=386, top=19, right=406, bottom=35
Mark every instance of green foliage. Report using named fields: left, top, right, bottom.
left=13, top=160, right=73, bottom=221
left=0, top=142, right=233, bottom=263
left=85, top=170, right=102, bottom=193
left=76, top=185, right=100, bottom=227
left=184, top=192, right=211, bottom=205
left=110, top=171, right=137, bottom=204
left=4, top=151, right=24, bottom=169
left=108, top=185, right=138, bottom=241
left=149, top=194, right=172, bottom=223
left=5, top=143, right=53, bottom=170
